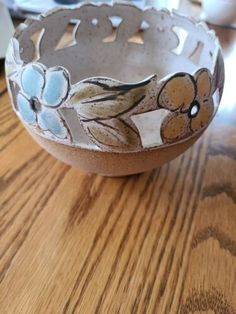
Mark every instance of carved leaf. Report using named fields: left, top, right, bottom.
left=82, top=119, right=141, bottom=151
left=67, top=77, right=153, bottom=120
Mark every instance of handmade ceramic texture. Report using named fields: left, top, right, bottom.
left=5, top=3, right=224, bottom=176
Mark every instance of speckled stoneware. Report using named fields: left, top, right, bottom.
left=5, top=3, right=224, bottom=176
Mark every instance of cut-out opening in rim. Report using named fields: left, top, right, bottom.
left=127, top=31, right=144, bottom=44
left=109, top=15, right=123, bottom=28
left=140, top=20, right=150, bottom=31
left=91, top=18, right=98, bottom=26
left=54, top=19, right=81, bottom=51
left=189, top=41, right=204, bottom=65
left=30, top=28, right=45, bottom=61
left=172, top=26, right=188, bottom=55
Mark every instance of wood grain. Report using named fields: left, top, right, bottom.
left=0, top=3, right=236, bottom=314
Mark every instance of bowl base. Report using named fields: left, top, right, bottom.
left=28, top=129, right=201, bottom=177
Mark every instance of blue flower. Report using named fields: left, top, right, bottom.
left=16, top=62, right=70, bottom=139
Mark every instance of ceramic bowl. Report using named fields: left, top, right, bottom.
left=5, top=3, right=224, bottom=176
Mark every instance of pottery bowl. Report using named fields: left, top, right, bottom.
left=5, top=3, right=224, bottom=176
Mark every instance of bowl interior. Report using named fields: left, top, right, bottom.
left=18, top=4, right=218, bottom=84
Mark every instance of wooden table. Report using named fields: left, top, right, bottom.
left=0, top=3, right=236, bottom=314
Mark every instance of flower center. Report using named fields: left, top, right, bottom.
left=188, top=100, right=200, bottom=118
left=31, top=97, right=41, bottom=113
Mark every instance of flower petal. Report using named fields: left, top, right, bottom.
left=161, top=112, right=190, bottom=143
left=42, top=67, right=70, bottom=107
left=21, top=63, right=45, bottom=98
left=158, top=73, right=196, bottom=111
left=17, top=93, right=36, bottom=124
left=195, top=68, right=212, bottom=98
left=38, top=108, right=68, bottom=139
left=190, top=97, right=214, bottom=132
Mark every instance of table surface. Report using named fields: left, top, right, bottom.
left=0, top=2, right=236, bottom=314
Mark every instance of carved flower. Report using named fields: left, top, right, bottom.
left=16, top=63, right=70, bottom=139
left=159, top=69, right=214, bottom=143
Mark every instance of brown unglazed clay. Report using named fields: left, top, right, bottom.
left=29, top=128, right=201, bottom=176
